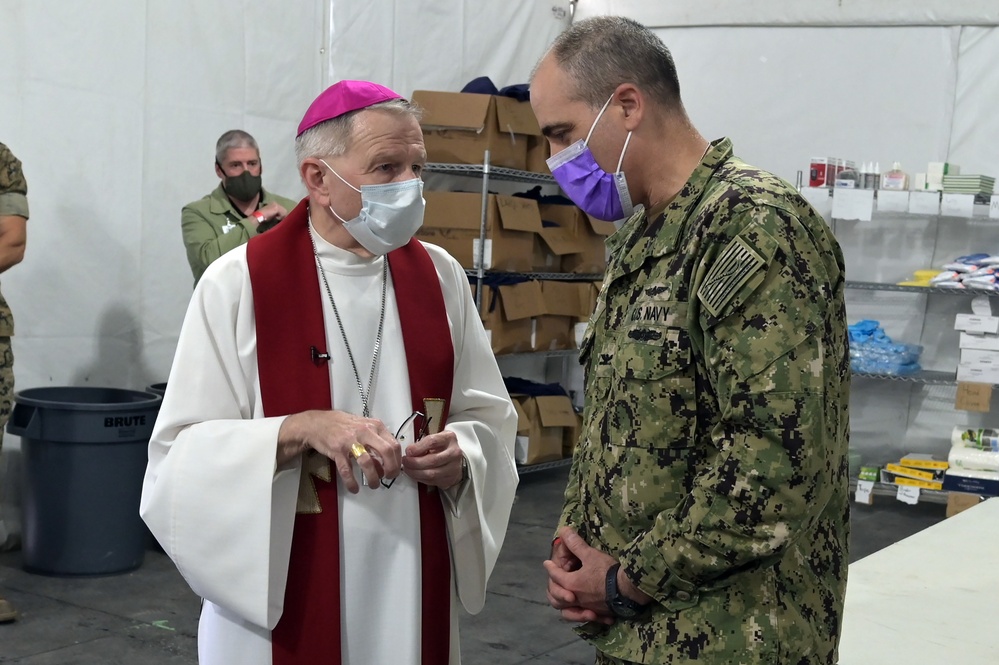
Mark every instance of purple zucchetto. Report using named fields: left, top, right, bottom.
left=297, top=80, right=404, bottom=137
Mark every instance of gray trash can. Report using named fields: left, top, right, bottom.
left=145, top=382, right=167, bottom=397
left=6, top=387, right=161, bottom=576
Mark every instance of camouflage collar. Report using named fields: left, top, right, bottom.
left=606, top=137, right=734, bottom=282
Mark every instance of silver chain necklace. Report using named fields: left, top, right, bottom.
left=308, top=223, right=387, bottom=418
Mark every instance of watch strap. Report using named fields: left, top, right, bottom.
left=606, top=562, right=646, bottom=617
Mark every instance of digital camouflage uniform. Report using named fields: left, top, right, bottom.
left=567, top=138, right=850, bottom=664
left=0, top=143, right=27, bottom=455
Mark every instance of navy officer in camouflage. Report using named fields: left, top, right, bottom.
left=530, top=17, right=849, bottom=664
left=0, top=142, right=28, bottom=624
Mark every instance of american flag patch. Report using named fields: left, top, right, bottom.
left=697, top=236, right=766, bottom=318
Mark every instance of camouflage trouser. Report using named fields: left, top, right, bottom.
left=0, top=336, right=12, bottom=454
left=595, top=652, right=640, bottom=665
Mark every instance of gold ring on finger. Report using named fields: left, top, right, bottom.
left=350, top=442, right=367, bottom=459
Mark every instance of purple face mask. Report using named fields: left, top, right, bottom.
left=546, top=95, right=634, bottom=222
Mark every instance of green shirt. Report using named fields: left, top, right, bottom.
left=566, top=138, right=850, bottom=663
left=181, top=183, right=298, bottom=286
left=0, top=142, right=28, bottom=336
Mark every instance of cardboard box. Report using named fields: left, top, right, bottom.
left=885, top=463, right=944, bottom=482
left=513, top=399, right=532, bottom=465
left=899, top=453, right=949, bottom=470
left=942, top=469, right=999, bottom=496
left=959, top=332, right=999, bottom=351
left=578, top=281, right=602, bottom=321
left=879, top=468, right=944, bottom=491
left=956, top=363, right=999, bottom=385
left=540, top=207, right=616, bottom=274
left=960, top=348, right=999, bottom=367
left=419, top=191, right=543, bottom=272
left=526, top=135, right=551, bottom=174
left=474, top=279, right=545, bottom=355
left=946, top=491, right=983, bottom=518
left=512, top=394, right=577, bottom=465
left=532, top=206, right=575, bottom=272
left=412, top=90, right=541, bottom=170
left=531, top=281, right=580, bottom=351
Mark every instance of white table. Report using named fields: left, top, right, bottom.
left=838, top=498, right=999, bottom=663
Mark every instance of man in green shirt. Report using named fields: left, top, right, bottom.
left=531, top=17, right=849, bottom=664
left=182, top=130, right=298, bottom=285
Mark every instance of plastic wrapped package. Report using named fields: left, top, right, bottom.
left=848, top=320, right=922, bottom=375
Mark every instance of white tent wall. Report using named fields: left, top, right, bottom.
left=0, top=0, right=567, bottom=546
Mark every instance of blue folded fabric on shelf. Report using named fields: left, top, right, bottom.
left=503, top=376, right=569, bottom=397
left=848, top=319, right=922, bottom=375
left=460, top=76, right=531, bottom=101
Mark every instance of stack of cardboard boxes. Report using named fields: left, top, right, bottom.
left=413, top=87, right=609, bottom=465
left=412, top=89, right=550, bottom=173
left=418, top=193, right=613, bottom=275
left=956, top=311, right=999, bottom=384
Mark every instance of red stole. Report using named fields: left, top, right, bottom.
left=246, top=199, right=455, bottom=665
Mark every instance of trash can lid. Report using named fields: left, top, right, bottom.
left=13, top=387, right=162, bottom=412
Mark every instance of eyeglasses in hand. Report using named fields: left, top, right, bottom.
left=381, top=410, right=433, bottom=488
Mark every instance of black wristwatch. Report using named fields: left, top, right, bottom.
left=605, top=563, right=646, bottom=619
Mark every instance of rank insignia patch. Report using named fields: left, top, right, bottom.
left=697, top=236, right=766, bottom=318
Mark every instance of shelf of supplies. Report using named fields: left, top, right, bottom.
left=845, top=280, right=999, bottom=296
left=425, top=162, right=556, bottom=185
left=465, top=269, right=603, bottom=282
left=851, top=369, right=959, bottom=385
left=849, top=478, right=951, bottom=505
left=497, top=349, right=579, bottom=360
left=517, top=457, right=573, bottom=475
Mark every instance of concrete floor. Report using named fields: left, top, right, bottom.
left=0, top=467, right=946, bottom=664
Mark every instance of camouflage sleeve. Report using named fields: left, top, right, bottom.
left=619, top=204, right=840, bottom=600
left=556, top=445, right=584, bottom=535
left=0, top=143, right=29, bottom=219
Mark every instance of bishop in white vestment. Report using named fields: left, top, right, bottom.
left=140, top=80, right=519, bottom=665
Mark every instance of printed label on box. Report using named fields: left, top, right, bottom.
left=831, top=188, right=874, bottom=221
left=514, top=435, right=530, bottom=465
left=960, top=348, right=999, bottom=366
left=956, top=364, right=999, bottom=385
left=959, top=332, right=999, bottom=351
left=908, top=191, right=940, bottom=215
left=991, top=195, right=999, bottom=220
left=941, top=193, right=975, bottom=218
left=877, top=190, right=909, bottom=213
left=955, top=313, right=999, bottom=334
left=472, top=239, right=493, bottom=269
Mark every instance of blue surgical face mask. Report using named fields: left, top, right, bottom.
left=320, top=158, right=425, bottom=255
left=546, top=95, right=634, bottom=222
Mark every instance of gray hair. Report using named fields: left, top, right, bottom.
left=215, top=130, right=259, bottom=164
left=294, top=99, right=422, bottom=167
left=543, top=16, right=683, bottom=112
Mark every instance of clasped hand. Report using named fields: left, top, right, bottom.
left=278, top=410, right=463, bottom=493
left=544, top=527, right=653, bottom=625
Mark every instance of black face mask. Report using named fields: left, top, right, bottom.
left=223, top=170, right=262, bottom=202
